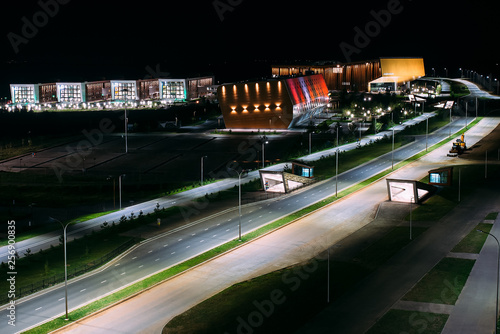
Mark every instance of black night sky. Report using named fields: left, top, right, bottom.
left=0, top=0, right=498, bottom=99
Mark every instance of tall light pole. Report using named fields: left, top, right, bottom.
left=336, top=123, right=342, bottom=197
left=426, top=116, right=429, bottom=152
left=409, top=197, right=414, bottom=240
left=228, top=168, right=245, bottom=241
left=201, top=156, right=207, bottom=185
left=261, top=136, right=268, bottom=169
left=50, top=217, right=70, bottom=321
left=119, top=174, right=126, bottom=210
left=449, top=108, right=452, bottom=138
left=477, top=229, right=499, bottom=334
left=122, top=88, right=129, bottom=154
left=392, top=127, right=395, bottom=170
left=465, top=101, right=468, bottom=129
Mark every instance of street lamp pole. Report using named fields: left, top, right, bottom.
left=201, top=156, right=207, bottom=185
left=229, top=168, right=244, bottom=241
left=122, top=88, right=129, bottom=154
left=392, top=127, right=395, bottom=170
left=426, top=116, right=429, bottom=152
left=477, top=229, right=500, bottom=334
left=261, top=136, right=268, bottom=169
left=51, top=217, right=70, bottom=321
left=409, top=197, right=413, bottom=240
left=119, top=174, right=125, bottom=210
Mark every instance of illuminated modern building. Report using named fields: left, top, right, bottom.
left=111, top=80, right=138, bottom=101
left=271, top=58, right=425, bottom=92
left=218, top=74, right=329, bottom=129
left=9, top=76, right=213, bottom=109
left=56, top=82, right=86, bottom=103
left=10, top=84, right=39, bottom=103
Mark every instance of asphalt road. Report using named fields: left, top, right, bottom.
left=54, top=117, right=500, bottom=334
left=0, top=114, right=472, bottom=333
left=0, top=112, right=444, bottom=263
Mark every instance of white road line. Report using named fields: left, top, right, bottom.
left=132, top=257, right=137, bottom=260
left=171, top=252, right=176, bottom=255
left=186, top=245, right=190, bottom=249
left=120, top=272, right=126, bottom=275
left=101, top=280, right=107, bottom=284
left=248, top=220, right=252, bottom=222
left=148, top=250, right=153, bottom=253
left=213, top=235, right=217, bottom=237
left=35, top=307, right=42, bottom=311
left=205, top=228, right=208, bottom=231
left=178, top=238, right=183, bottom=241
left=58, top=297, right=64, bottom=301
left=163, top=244, right=168, bottom=247
left=226, top=229, right=230, bottom=232
left=191, top=233, right=196, bottom=236
left=139, top=265, right=143, bottom=268
left=155, top=258, right=160, bottom=261
left=80, top=289, right=86, bottom=293
left=114, top=263, right=120, bottom=266
left=200, top=240, right=204, bottom=243
left=259, top=215, right=262, bottom=218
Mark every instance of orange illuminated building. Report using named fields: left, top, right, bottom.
left=271, top=57, right=425, bottom=92
left=218, top=74, right=329, bottom=129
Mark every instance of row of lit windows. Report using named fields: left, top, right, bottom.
left=162, top=82, right=185, bottom=99
left=113, top=83, right=136, bottom=100
left=12, top=87, right=36, bottom=103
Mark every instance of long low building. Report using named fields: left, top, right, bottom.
left=271, top=57, right=425, bottom=92
left=218, top=74, right=329, bottom=129
left=9, top=76, right=214, bottom=108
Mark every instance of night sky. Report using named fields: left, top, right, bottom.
left=1, top=0, right=498, bottom=99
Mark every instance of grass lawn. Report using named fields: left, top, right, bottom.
left=0, top=231, right=132, bottom=295
left=367, top=309, right=448, bottom=334
left=402, top=257, right=475, bottom=305
left=451, top=222, right=493, bottom=253
left=163, top=226, right=428, bottom=333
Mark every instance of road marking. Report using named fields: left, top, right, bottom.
left=35, top=307, right=42, bottom=311
left=132, top=257, right=137, bottom=260
left=138, top=265, right=143, bottom=268
left=101, top=280, right=107, bottom=284
left=191, top=233, right=196, bottom=236
left=258, top=215, right=262, bottom=218
left=120, top=272, right=126, bottom=275
left=226, top=229, right=230, bottom=232
left=200, top=239, right=204, bottom=242
left=114, top=263, right=120, bottom=266
left=227, top=219, right=231, bottom=221
left=58, top=297, right=64, bottom=301
left=248, top=219, right=252, bottom=222
left=268, top=211, right=272, bottom=214
left=155, top=258, right=160, bottom=261
left=163, top=244, right=168, bottom=247
left=80, top=289, right=86, bottom=293
left=217, top=223, right=221, bottom=226
left=148, top=250, right=153, bottom=253
left=171, top=252, right=176, bottom=255
left=213, top=235, right=217, bottom=237
left=205, top=228, right=208, bottom=231
left=186, top=245, right=190, bottom=249
left=178, top=238, right=183, bottom=241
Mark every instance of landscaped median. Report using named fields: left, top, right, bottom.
left=23, top=119, right=482, bottom=334
left=367, top=217, right=496, bottom=334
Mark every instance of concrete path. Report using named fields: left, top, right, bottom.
left=54, top=118, right=500, bottom=333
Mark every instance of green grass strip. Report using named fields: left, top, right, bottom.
left=23, top=119, right=482, bottom=333
left=366, top=309, right=449, bottom=334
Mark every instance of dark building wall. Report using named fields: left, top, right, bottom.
left=137, top=79, right=160, bottom=100
left=39, top=83, right=57, bottom=103
left=271, top=60, right=382, bottom=91
left=85, top=81, right=111, bottom=102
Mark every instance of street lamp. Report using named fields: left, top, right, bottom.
left=336, top=123, right=342, bottom=197
left=228, top=168, right=246, bottom=241
left=201, top=156, right=207, bottom=185
left=50, top=217, right=70, bottom=321
left=261, top=136, right=268, bottom=169
left=121, top=88, right=129, bottom=154
left=392, top=127, right=395, bottom=170
left=409, top=197, right=414, bottom=240
left=477, top=229, right=500, bottom=334
left=119, top=174, right=126, bottom=210
left=426, top=116, right=429, bottom=152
